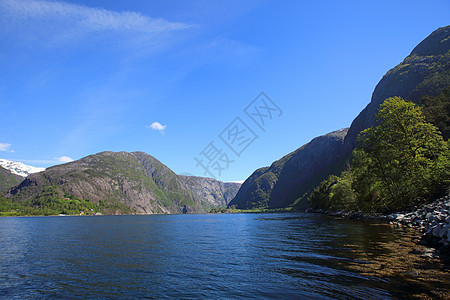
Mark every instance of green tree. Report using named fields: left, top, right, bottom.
left=308, top=175, right=339, bottom=210
left=328, top=171, right=357, bottom=210
left=354, top=97, right=449, bottom=211
left=308, top=172, right=357, bottom=211
left=309, top=97, right=450, bottom=213
left=421, top=87, right=450, bottom=140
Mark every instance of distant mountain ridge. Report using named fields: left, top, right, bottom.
left=0, top=159, right=45, bottom=177
left=179, top=175, right=240, bottom=208
left=7, top=151, right=241, bottom=214
left=229, top=26, right=450, bottom=210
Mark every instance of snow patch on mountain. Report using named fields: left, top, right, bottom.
left=0, top=159, right=45, bottom=177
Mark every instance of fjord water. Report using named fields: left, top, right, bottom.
left=0, top=213, right=441, bottom=299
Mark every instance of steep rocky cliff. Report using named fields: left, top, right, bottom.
left=179, top=175, right=240, bottom=209
left=7, top=151, right=240, bottom=214
left=229, top=26, right=450, bottom=210
left=344, top=26, right=450, bottom=151
left=228, top=128, right=348, bottom=209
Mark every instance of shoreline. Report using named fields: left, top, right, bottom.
left=309, top=194, right=450, bottom=266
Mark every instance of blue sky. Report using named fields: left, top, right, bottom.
left=0, top=0, right=449, bottom=182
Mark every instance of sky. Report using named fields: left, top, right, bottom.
left=0, top=0, right=449, bottom=182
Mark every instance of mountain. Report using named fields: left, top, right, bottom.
left=0, top=166, right=23, bottom=194
left=228, top=128, right=348, bottom=209
left=7, top=151, right=241, bottom=214
left=179, top=175, right=241, bottom=208
left=229, top=26, right=450, bottom=210
left=0, top=159, right=45, bottom=177
left=343, top=26, right=450, bottom=151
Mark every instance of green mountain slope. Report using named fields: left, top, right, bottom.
left=229, top=25, right=450, bottom=210
left=7, top=151, right=241, bottom=215
left=0, top=166, right=23, bottom=194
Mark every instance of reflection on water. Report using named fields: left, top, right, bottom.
left=0, top=213, right=448, bottom=299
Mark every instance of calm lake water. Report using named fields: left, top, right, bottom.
left=0, top=213, right=447, bottom=299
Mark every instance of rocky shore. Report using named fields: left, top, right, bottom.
left=387, top=195, right=450, bottom=258
left=309, top=194, right=450, bottom=263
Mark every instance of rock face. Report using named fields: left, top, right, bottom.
left=7, top=151, right=241, bottom=214
left=228, top=128, right=348, bottom=209
left=343, top=26, right=450, bottom=151
left=229, top=26, right=450, bottom=210
left=0, top=166, right=23, bottom=194
left=179, top=175, right=240, bottom=209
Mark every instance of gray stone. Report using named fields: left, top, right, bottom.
left=395, top=213, right=405, bottom=220
left=438, top=224, right=447, bottom=238
left=421, top=252, right=434, bottom=259
left=411, top=248, right=421, bottom=255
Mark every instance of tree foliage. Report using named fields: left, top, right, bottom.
left=421, top=87, right=450, bottom=140
left=309, top=97, right=450, bottom=213
left=0, top=186, right=101, bottom=216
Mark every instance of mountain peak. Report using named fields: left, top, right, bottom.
left=7, top=151, right=241, bottom=214
left=229, top=26, right=450, bottom=210
left=411, top=26, right=450, bottom=56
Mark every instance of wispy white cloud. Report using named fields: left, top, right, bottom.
left=0, top=0, right=194, bottom=50
left=13, top=159, right=57, bottom=164
left=0, top=143, right=13, bottom=152
left=146, top=121, right=167, bottom=135
left=13, top=156, right=75, bottom=165
left=55, top=156, right=74, bottom=163
left=194, top=37, right=261, bottom=65
left=204, top=38, right=259, bottom=56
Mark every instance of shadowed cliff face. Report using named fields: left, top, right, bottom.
left=229, top=26, right=450, bottom=210
left=7, top=151, right=241, bottom=214
left=228, top=128, right=348, bottom=209
left=0, top=166, right=23, bottom=194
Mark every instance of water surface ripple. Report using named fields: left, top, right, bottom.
left=0, top=213, right=446, bottom=299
